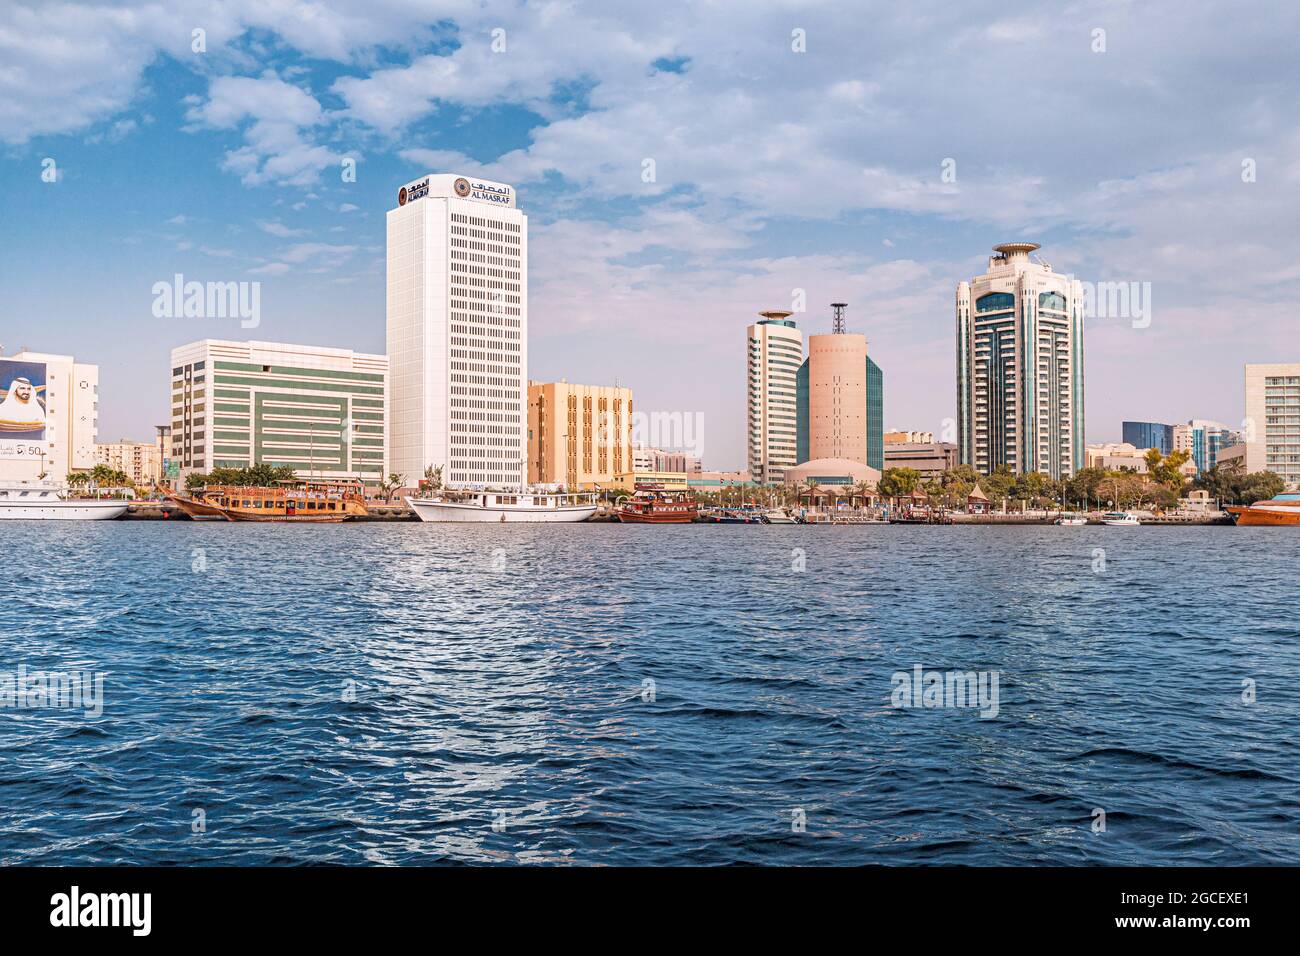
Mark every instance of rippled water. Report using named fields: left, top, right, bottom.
left=1, top=521, right=1297, bottom=865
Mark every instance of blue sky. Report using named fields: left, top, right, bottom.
left=2, top=0, right=1298, bottom=469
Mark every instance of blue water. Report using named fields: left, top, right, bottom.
left=1, top=522, right=1297, bottom=865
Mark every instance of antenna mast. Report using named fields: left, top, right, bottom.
left=830, top=302, right=848, bottom=334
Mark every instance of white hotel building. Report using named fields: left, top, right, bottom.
left=746, top=311, right=803, bottom=485
left=386, top=174, right=527, bottom=488
left=956, top=243, right=1085, bottom=479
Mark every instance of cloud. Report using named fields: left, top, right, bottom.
left=257, top=220, right=308, bottom=238
left=186, top=70, right=342, bottom=185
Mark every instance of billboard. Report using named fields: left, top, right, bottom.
left=0, top=359, right=48, bottom=461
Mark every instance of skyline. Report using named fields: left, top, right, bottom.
left=3, top=1, right=1298, bottom=470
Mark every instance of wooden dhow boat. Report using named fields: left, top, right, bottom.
left=162, top=478, right=370, bottom=522
left=615, top=484, right=698, bottom=524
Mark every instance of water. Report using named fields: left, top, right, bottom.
left=1, top=521, right=1297, bottom=865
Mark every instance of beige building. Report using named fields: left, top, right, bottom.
left=0, top=350, right=99, bottom=485
left=885, top=430, right=934, bottom=444
left=1216, top=442, right=1247, bottom=475
left=884, top=441, right=957, bottom=481
left=1245, top=363, right=1300, bottom=488
left=96, top=439, right=162, bottom=486
left=746, top=311, right=803, bottom=485
left=528, top=380, right=632, bottom=489
left=1084, top=442, right=1196, bottom=476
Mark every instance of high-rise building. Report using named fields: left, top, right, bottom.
left=96, top=438, right=162, bottom=486
left=528, top=380, right=632, bottom=490
left=1245, top=363, right=1300, bottom=488
left=1122, top=420, right=1174, bottom=455
left=794, top=304, right=884, bottom=472
left=387, top=173, right=527, bottom=488
left=169, top=339, right=388, bottom=485
left=746, top=310, right=803, bottom=484
left=956, top=242, right=1084, bottom=478
left=1173, top=419, right=1240, bottom=475
left=0, top=349, right=99, bottom=484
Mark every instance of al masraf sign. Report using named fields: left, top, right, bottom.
left=396, top=174, right=515, bottom=209
left=0, top=358, right=49, bottom=461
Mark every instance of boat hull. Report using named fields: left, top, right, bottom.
left=407, top=497, right=597, bottom=523
left=1227, top=505, right=1300, bottom=526
left=0, top=500, right=128, bottom=520
left=616, top=509, right=697, bottom=524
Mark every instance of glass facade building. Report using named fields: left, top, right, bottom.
left=1122, top=420, right=1174, bottom=455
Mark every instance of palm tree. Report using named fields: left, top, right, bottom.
left=852, top=480, right=873, bottom=510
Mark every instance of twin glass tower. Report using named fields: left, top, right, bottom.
left=956, top=243, right=1085, bottom=479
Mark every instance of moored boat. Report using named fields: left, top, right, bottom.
left=615, top=484, right=698, bottom=524
left=1101, top=511, right=1140, bottom=526
left=406, top=488, right=598, bottom=523
left=1226, top=493, right=1300, bottom=526
left=163, top=479, right=369, bottom=522
left=1054, top=513, right=1088, bottom=525
left=0, top=485, right=129, bottom=520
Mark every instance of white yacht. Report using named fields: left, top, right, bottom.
left=763, top=509, right=798, bottom=524
left=1101, top=511, right=1141, bottom=526
left=406, top=489, right=599, bottom=523
left=0, top=485, right=130, bottom=520
left=1054, top=513, right=1088, bottom=525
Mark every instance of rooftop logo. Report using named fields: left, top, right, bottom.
left=399, top=177, right=430, bottom=206
left=454, top=177, right=471, bottom=197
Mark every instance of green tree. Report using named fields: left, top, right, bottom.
left=379, top=472, right=407, bottom=503
left=1238, top=470, right=1285, bottom=505
left=423, top=464, right=443, bottom=491
left=877, top=467, right=920, bottom=501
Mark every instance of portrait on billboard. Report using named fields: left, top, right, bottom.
left=0, top=359, right=48, bottom=439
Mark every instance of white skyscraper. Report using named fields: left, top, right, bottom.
left=386, top=173, right=527, bottom=487
left=956, top=242, right=1085, bottom=479
left=746, top=311, right=803, bottom=485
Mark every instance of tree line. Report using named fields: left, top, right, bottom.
left=878, top=449, right=1284, bottom=511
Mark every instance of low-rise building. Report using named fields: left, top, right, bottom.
left=884, top=430, right=934, bottom=444
left=96, top=438, right=162, bottom=486
left=883, top=441, right=957, bottom=481
left=1084, top=442, right=1197, bottom=476
left=1215, top=441, right=1247, bottom=475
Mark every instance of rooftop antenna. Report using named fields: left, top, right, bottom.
left=830, top=302, right=848, bottom=334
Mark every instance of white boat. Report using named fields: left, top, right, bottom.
left=764, top=509, right=797, bottom=524
left=1101, top=511, right=1141, bottom=526
left=0, top=485, right=130, bottom=520
left=1054, top=514, right=1088, bottom=525
left=406, top=489, right=599, bottom=523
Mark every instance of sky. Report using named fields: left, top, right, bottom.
left=1, top=0, right=1297, bottom=470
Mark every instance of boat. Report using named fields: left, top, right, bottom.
left=615, top=484, right=698, bottom=524
left=1101, top=512, right=1140, bottom=526
left=0, top=485, right=129, bottom=520
left=164, top=479, right=370, bottom=522
left=406, top=488, right=598, bottom=523
left=1226, top=493, right=1300, bottom=526
left=764, top=509, right=797, bottom=524
left=1054, top=513, right=1088, bottom=525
